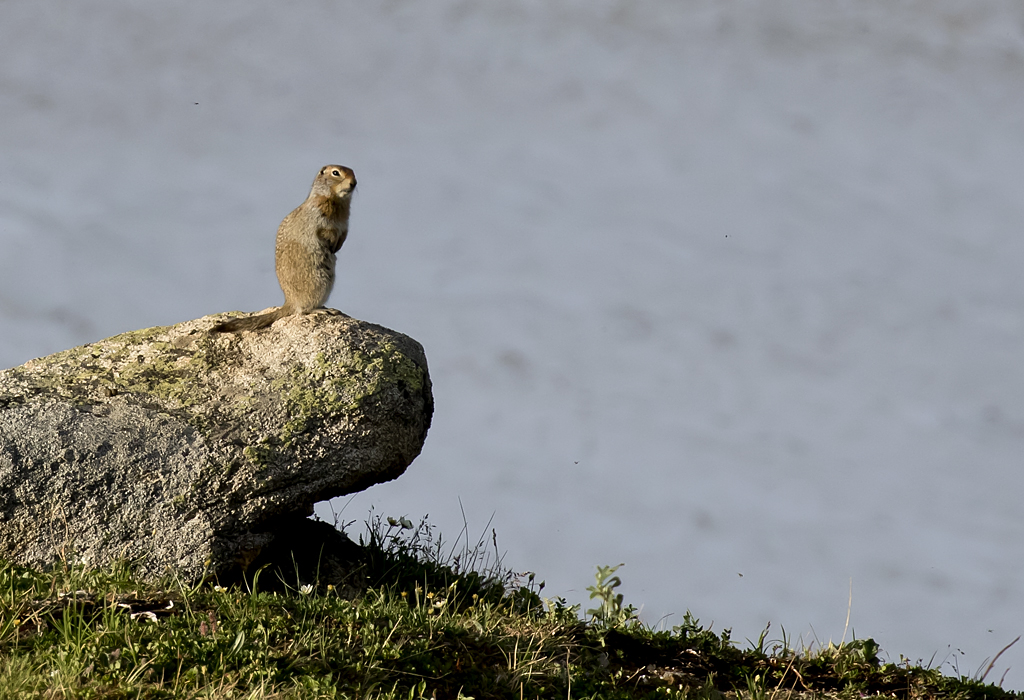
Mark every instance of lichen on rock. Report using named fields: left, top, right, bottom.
left=0, top=310, right=432, bottom=583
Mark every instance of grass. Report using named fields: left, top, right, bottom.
left=0, top=513, right=1018, bottom=700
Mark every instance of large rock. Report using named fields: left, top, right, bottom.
left=0, top=311, right=432, bottom=583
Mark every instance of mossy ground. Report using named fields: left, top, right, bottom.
left=0, top=515, right=1017, bottom=700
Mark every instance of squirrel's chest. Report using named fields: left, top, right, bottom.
left=315, top=223, right=347, bottom=254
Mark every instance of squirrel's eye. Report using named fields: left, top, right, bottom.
left=332, top=170, right=341, bottom=176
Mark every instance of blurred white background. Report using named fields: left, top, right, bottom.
left=2, top=0, right=1022, bottom=687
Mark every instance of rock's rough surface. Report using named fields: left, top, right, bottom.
left=0, top=311, right=432, bottom=582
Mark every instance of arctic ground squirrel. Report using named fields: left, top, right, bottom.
left=212, top=165, right=356, bottom=333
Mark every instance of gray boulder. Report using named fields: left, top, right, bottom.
left=0, top=311, right=432, bottom=583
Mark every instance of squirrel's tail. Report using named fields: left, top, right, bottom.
left=211, top=306, right=290, bottom=333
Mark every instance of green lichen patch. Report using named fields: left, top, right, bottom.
left=242, top=443, right=277, bottom=472
left=3, top=325, right=217, bottom=413
left=270, top=342, right=426, bottom=448
left=349, top=338, right=426, bottom=393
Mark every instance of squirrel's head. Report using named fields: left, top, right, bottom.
left=315, top=165, right=356, bottom=199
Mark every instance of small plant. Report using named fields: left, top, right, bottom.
left=586, top=563, right=637, bottom=629
left=744, top=672, right=768, bottom=700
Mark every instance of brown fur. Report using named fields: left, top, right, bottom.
left=213, top=165, right=356, bottom=333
